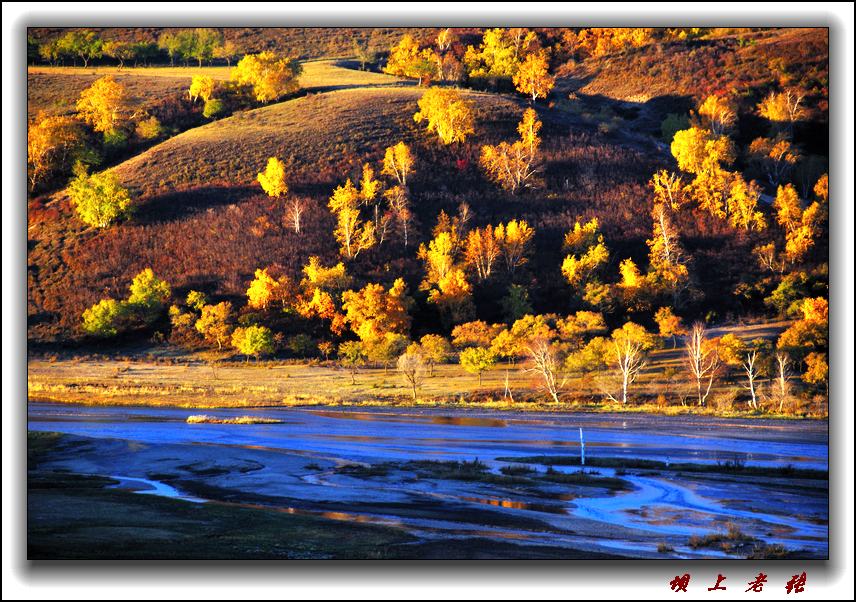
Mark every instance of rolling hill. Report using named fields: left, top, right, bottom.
left=27, top=29, right=828, bottom=349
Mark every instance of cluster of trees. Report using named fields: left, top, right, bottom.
left=82, top=268, right=170, bottom=337
left=81, top=259, right=827, bottom=410
left=38, top=30, right=111, bottom=68
left=35, top=29, right=241, bottom=68
left=230, top=52, right=301, bottom=103
left=61, top=29, right=826, bottom=413
left=28, top=74, right=160, bottom=193
left=384, top=28, right=555, bottom=101
left=548, top=27, right=708, bottom=65
left=29, top=48, right=300, bottom=197
left=184, top=51, right=302, bottom=117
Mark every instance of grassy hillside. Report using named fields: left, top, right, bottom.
left=109, top=87, right=519, bottom=195
left=27, top=83, right=543, bottom=342
left=27, top=60, right=406, bottom=120
left=556, top=28, right=828, bottom=141
left=29, top=27, right=448, bottom=62
left=29, top=75, right=670, bottom=344
left=28, top=71, right=191, bottom=121
left=27, top=28, right=828, bottom=368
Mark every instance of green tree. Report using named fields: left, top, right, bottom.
left=338, top=340, right=366, bottom=384
left=202, top=98, right=224, bottom=119
left=459, top=346, right=497, bottom=386
left=501, top=284, right=533, bottom=322
left=81, top=298, right=127, bottom=337
left=127, top=268, right=171, bottom=324
left=157, top=31, right=182, bottom=66
left=231, top=325, right=274, bottom=362
left=189, top=28, right=223, bottom=66
left=68, top=167, right=132, bottom=228
left=419, top=334, right=452, bottom=376
left=58, top=30, right=102, bottom=67
left=365, top=332, right=409, bottom=374
left=102, top=40, right=137, bottom=69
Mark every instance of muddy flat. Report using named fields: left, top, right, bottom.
left=28, top=403, right=828, bottom=559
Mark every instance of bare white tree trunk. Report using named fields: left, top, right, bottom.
left=612, top=338, right=646, bottom=404
left=775, top=352, right=791, bottom=412
left=742, top=350, right=759, bottom=410
left=287, top=198, right=304, bottom=233
left=503, top=369, right=514, bottom=402
left=524, top=338, right=564, bottom=404
left=685, top=323, right=720, bottom=406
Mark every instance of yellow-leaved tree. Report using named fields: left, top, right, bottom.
left=194, top=301, right=233, bottom=350
left=463, top=226, right=502, bottom=281
left=188, top=74, right=216, bottom=103
left=560, top=218, right=609, bottom=306
left=758, top=89, right=805, bottom=136
left=257, top=157, right=288, bottom=198
left=419, top=219, right=475, bottom=325
left=384, top=34, right=438, bottom=85
left=773, top=182, right=823, bottom=265
left=649, top=170, right=688, bottom=210
left=697, top=94, right=737, bottom=136
left=645, top=203, right=693, bottom=308
left=246, top=267, right=294, bottom=310
left=414, top=88, right=474, bottom=145
left=76, top=75, right=128, bottom=139
left=480, top=108, right=542, bottom=193
left=495, top=219, right=535, bottom=275
left=512, top=50, right=555, bottom=101
left=381, top=141, right=415, bottom=186
left=341, top=278, right=412, bottom=343
left=328, top=179, right=376, bottom=259
left=748, top=136, right=800, bottom=187
left=231, top=52, right=301, bottom=103
left=27, top=114, right=85, bottom=190
left=464, top=28, right=538, bottom=80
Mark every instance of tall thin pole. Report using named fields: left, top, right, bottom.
left=579, top=427, right=585, bottom=467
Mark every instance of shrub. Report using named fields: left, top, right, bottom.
left=203, top=98, right=224, bottom=118
left=135, top=115, right=163, bottom=140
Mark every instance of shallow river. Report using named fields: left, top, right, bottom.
left=28, top=403, right=828, bottom=558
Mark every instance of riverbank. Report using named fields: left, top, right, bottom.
left=27, top=355, right=826, bottom=419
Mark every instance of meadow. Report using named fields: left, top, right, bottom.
left=28, top=320, right=822, bottom=418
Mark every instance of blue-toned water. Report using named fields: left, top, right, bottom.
left=28, top=403, right=828, bottom=558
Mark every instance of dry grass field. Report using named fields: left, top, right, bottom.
left=28, top=321, right=811, bottom=417
left=108, top=86, right=518, bottom=195
left=28, top=71, right=191, bottom=120
left=27, top=60, right=408, bottom=120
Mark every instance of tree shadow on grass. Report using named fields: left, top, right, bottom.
left=134, top=185, right=259, bottom=225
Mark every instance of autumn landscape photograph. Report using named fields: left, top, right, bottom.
left=22, top=22, right=835, bottom=563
